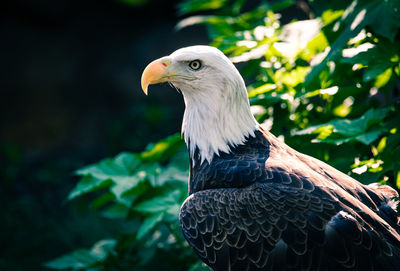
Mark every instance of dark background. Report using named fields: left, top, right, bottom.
left=1, top=0, right=208, bottom=270
left=0, top=0, right=310, bottom=269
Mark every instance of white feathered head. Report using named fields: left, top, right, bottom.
left=141, top=46, right=258, bottom=163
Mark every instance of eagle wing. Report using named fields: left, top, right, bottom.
left=180, top=132, right=400, bottom=271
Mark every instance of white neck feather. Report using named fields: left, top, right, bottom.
left=180, top=77, right=258, bottom=164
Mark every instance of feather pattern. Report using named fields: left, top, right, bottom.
left=180, top=129, right=400, bottom=271
left=142, top=45, right=400, bottom=270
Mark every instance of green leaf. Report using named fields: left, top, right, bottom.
left=168, top=148, right=189, bottom=170
left=136, top=212, right=164, bottom=239
left=71, top=151, right=158, bottom=203
left=305, top=0, right=399, bottom=87
left=133, top=195, right=180, bottom=214
left=176, top=15, right=233, bottom=31
left=303, top=86, right=339, bottom=98
left=45, top=240, right=116, bottom=270
left=321, top=9, right=345, bottom=25
left=91, top=192, right=116, bottom=209
left=270, top=0, right=295, bottom=12
left=110, top=170, right=149, bottom=204
left=302, top=32, right=329, bottom=62
left=118, top=0, right=148, bottom=7
left=140, top=133, right=184, bottom=163
left=90, top=239, right=116, bottom=261
left=280, top=66, right=310, bottom=87
left=294, top=108, right=391, bottom=145
left=165, top=203, right=182, bottom=218
left=315, top=129, right=385, bottom=145
left=69, top=136, right=186, bottom=206
left=155, top=164, right=189, bottom=186
left=56, top=1, right=400, bottom=269
left=342, top=40, right=399, bottom=82
left=293, top=124, right=332, bottom=136
left=362, top=108, right=392, bottom=129
left=189, top=261, right=210, bottom=271
left=76, top=152, right=139, bottom=179
left=248, top=84, right=277, bottom=98
left=396, top=170, right=400, bottom=189
left=177, top=0, right=229, bottom=16
left=306, top=0, right=400, bottom=86
left=68, top=175, right=113, bottom=200
left=305, top=0, right=374, bottom=86
left=354, top=130, right=385, bottom=145
left=368, top=0, right=400, bottom=42
left=375, top=68, right=393, bottom=88
left=45, top=249, right=97, bottom=270
left=101, top=203, right=130, bottom=219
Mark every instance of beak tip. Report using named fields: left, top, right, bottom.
left=141, top=79, right=149, bottom=95
left=141, top=58, right=170, bottom=96
left=141, top=84, right=149, bottom=95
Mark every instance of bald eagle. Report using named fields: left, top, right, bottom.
left=141, top=46, right=400, bottom=271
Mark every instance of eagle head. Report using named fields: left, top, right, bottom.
left=141, top=45, right=258, bottom=163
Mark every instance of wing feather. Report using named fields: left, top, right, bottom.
left=180, top=182, right=400, bottom=271
left=181, top=130, right=400, bottom=270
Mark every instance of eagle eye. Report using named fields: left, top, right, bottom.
left=189, top=60, right=202, bottom=70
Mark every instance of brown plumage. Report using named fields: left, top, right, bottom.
left=180, top=128, right=400, bottom=271
left=141, top=45, right=400, bottom=271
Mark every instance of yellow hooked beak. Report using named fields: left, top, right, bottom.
left=141, top=58, right=171, bottom=95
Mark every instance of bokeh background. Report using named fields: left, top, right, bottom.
left=1, top=0, right=206, bottom=269
left=2, top=0, right=399, bottom=270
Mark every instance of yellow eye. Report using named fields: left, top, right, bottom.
left=189, top=60, right=202, bottom=70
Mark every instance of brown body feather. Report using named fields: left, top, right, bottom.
left=180, top=128, right=400, bottom=271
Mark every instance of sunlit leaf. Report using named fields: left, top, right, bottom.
left=280, top=66, right=310, bottom=87
left=177, top=0, right=229, bottom=16
left=305, top=0, right=374, bottom=86
left=294, top=108, right=391, bottom=145
left=321, top=9, right=344, bottom=25
left=276, top=19, right=322, bottom=59
left=176, top=15, right=233, bottom=31
left=140, top=134, right=184, bottom=163
left=374, top=68, right=393, bottom=87
left=302, top=32, right=329, bottom=61
left=342, top=40, right=399, bottom=82
left=248, top=84, right=276, bottom=97
left=333, top=104, right=351, bottom=117
left=396, top=171, right=400, bottom=189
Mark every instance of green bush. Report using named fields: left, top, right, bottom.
left=46, top=0, right=400, bottom=270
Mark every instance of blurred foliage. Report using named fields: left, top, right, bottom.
left=47, top=0, right=400, bottom=270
